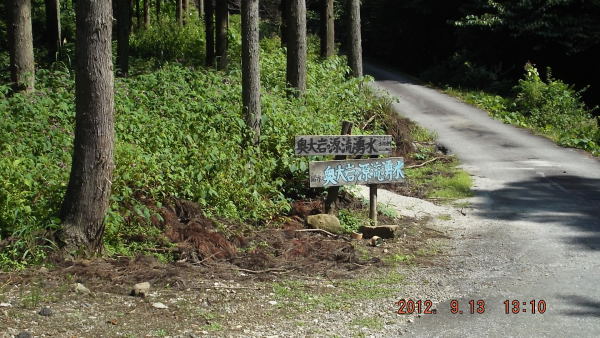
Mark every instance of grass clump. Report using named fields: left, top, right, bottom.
left=445, top=63, right=599, bottom=155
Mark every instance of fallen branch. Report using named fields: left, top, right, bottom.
left=406, top=157, right=444, bottom=169
left=233, top=267, right=294, bottom=274
left=362, top=115, right=376, bottom=130
left=295, top=229, right=352, bottom=242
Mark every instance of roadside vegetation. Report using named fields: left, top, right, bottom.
left=444, top=63, right=599, bottom=156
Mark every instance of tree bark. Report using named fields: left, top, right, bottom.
left=286, top=0, right=306, bottom=95
left=279, top=0, right=289, bottom=47
left=8, top=0, right=35, bottom=92
left=242, top=0, right=261, bottom=146
left=60, top=0, right=115, bottom=253
left=320, top=0, right=334, bottom=58
left=143, top=0, right=149, bottom=28
left=176, top=0, right=183, bottom=25
left=215, top=0, right=228, bottom=70
left=205, top=0, right=215, bottom=66
left=155, top=0, right=160, bottom=23
left=135, top=0, right=140, bottom=29
left=45, top=0, right=62, bottom=61
left=346, top=0, right=362, bottom=77
left=117, top=0, right=130, bottom=76
left=196, top=0, right=204, bottom=17
left=182, top=0, right=188, bottom=25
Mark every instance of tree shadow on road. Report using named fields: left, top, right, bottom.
left=471, top=175, right=600, bottom=251
left=558, top=295, right=600, bottom=317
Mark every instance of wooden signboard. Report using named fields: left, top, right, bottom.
left=295, top=135, right=392, bottom=156
left=309, top=157, right=405, bottom=188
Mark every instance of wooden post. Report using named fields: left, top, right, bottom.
left=324, top=121, right=353, bottom=214
left=369, top=154, right=378, bottom=225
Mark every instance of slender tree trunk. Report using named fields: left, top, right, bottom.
left=205, top=0, right=215, bottom=66
left=176, top=0, right=182, bottom=25
left=155, top=0, right=160, bottom=23
left=346, top=0, right=362, bottom=77
left=45, top=0, right=62, bottom=61
left=7, top=0, right=35, bottom=92
left=286, top=0, right=306, bottom=95
left=196, top=0, right=204, bottom=17
left=60, top=0, right=115, bottom=253
left=320, top=0, right=334, bottom=58
left=135, top=0, right=140, bottom=29
left=182, top=0, right=188, bottom=25
left=117, top=0, right=130, bottom=76
left=129, top=0, right=134, bottom=31
left=279, top=0, right=289, bottom=47
left=143, top=0, right=149, bottom=28
left=215, top=0, right=228, bottom=70
left=242, top=0, right=261, bottom=146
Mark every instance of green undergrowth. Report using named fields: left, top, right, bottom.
left=0, top=16, right=391, bottom=269
left=444, top=63, right=599, bottom=156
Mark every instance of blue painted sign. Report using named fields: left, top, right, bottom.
left=309, top=157, right=405, bottom=187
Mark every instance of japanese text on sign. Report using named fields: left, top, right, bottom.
left=295, top=135, right=392, bottom=156
left=309, top=158, right=405, bottom=187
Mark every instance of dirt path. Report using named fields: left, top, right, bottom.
left=366, top=62, right=600, bottom=336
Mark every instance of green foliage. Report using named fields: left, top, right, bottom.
left=338, top=209, right=365, bottom=233
left=446, top=63, right=599, bottom=155
left=0, top=22, right=388, bottom=269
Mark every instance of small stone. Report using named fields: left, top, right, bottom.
left=152, top=302, right=168, bottom=309
left=39, top=266, right=49, bottom=273
left=306, top=214, right=344, bottom=234
left=16, top=332, right=32, bottom=338
left=131, top=282, right=151, bottom=297
left=325, top=284, right=335, bottom=288
left=38, top=307, right=53, bottom=316
left=268, top=300, right=278, bottom=305
left=74, top=283, right=91, bottom=294
left=0, top=302, right=11, bottom=307
left=407, top=318, right=414, bottom=323
left=359, top=225, right=400, bottom=239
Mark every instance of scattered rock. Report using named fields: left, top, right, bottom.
left=268, top=300, right=278, bottom=306
left=152, top=302, right=168, bottom=309
left=306, top=214, right=344, bottom=234
left=74, top=283, right=91, bottom=294
left=0, top=302, right=11, bottom=307
left=38, top=266, right=48, bottom=273
left=359, top=225, right=400, bottom=239
left=16, top=332, right=32, bottom=338
left=38, top=307, right=53, bottom=316
left=370, top=236, right=383, bottom=247
left=131, top=282, right=151, bottom=297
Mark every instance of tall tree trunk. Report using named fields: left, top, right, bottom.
left=8, top=0, right=35, bottom=92
left=182, top=0, right=188, bottom=25
left=117, top=0, right=130, bottom=76
left=279, top=0, right=289, bottom=47
left=196, top=0, right=204, bottom=17
left=155, top=0, right=160, bottom=23
left=60, top=0, right=115, bottom=253
left=205, top=0, right=215, bottom=66
left=135, top=0, right=140, bottom=29
left=143, top=0, right=149, bottom=28
left=286, top=0, right=306, bottom=95
left=242, top=0, right=261, bottom=146
left=346, top=0, right=362, bottom=77
left=45, top=0, right=62, bottom=61
left=215, top=0, right=228, bottom=70
left=176, top=0, right=182, bottom=25
left=320, top=0, right=334, bottom=58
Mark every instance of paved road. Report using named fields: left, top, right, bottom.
left=366, top=63, right=600, bottom=337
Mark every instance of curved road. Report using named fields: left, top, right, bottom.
left=366, top=63, right=600, bottom=337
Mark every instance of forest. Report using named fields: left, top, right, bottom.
left=1, top=0, right=599, bottom=336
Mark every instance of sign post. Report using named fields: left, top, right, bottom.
left=295, top=123, right=404, bottom=226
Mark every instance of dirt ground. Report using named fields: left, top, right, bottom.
left=0, top=195, right=451, bottom=337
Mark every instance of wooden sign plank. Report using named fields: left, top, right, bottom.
left=309, top=157, right=405, bottom=187
left=295, top=135, right=392, bottom=156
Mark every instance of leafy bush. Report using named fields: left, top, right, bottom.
left=0, top=20, right=389, bottom=268
left=445, top=63, right=599, bottom=155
